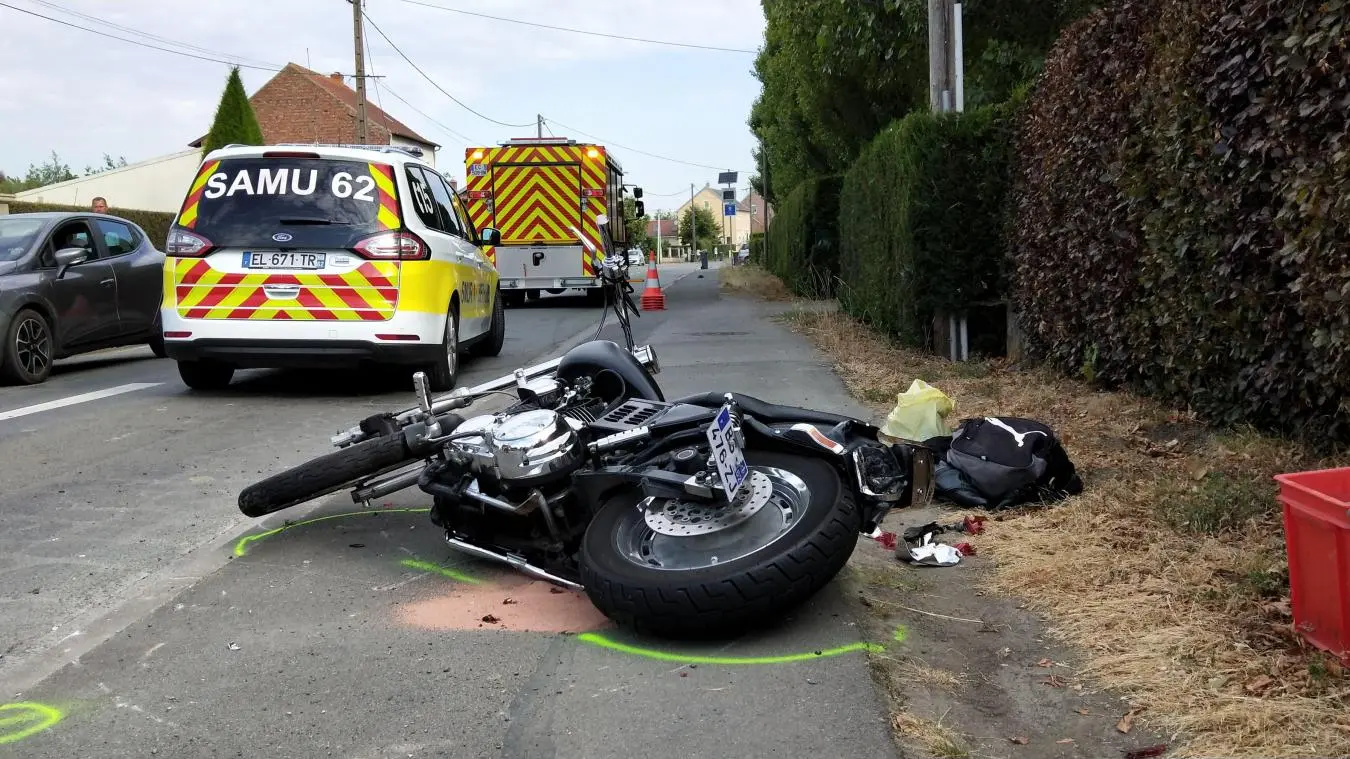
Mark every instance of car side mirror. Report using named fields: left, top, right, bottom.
left=479, top=227, right=501, bottom=246
left=54, top=246, right=89, bottom=278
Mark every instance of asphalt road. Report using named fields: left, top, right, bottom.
left=1, top=262, right=898, bottom=759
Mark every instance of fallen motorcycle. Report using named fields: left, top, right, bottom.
left=238, top=215, right=935, bottom=637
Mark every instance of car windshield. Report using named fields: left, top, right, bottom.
left=182, top=157, right=400, bottom=248
left=0, top=218, right=45, bottom=261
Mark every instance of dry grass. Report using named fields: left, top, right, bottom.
left=718, top=264, right=795, bottom=301
left=892, top=711, right=972, bottom=758
left=757, top=295, right=1350, bottom=758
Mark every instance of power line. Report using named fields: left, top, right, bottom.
left=362, top=11, right=534, bottom=129
left=379, top=84, right=480, bottom=145
left=23, top=0, right=284, bottom=70
left=0, top=1, right=284, bottom=71
left=392, top=0, right=756, bottom=55
left=541, top=117, right=737, bottom=173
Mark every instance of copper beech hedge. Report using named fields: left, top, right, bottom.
left=1007, top=0, right=1350, bottom=443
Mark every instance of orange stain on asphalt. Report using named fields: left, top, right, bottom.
left=398, top=575, right=614, bottom=633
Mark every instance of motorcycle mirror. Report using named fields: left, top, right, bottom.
left=595, top=214, right=609, bottom=227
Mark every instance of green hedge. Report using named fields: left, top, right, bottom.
left=1006, top=0, right=1350, bottom=442
left=747, top=231, right=765, bottom=265
left=9, top=201, right=176, bottom=250
left=837, top=102, right=1018, bottom=348
left=764, top=176, right=843, bottom=297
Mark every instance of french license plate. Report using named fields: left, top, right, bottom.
left=706, top=404, right=750, bottom=500
left=242, top=251, right=326, bottom=270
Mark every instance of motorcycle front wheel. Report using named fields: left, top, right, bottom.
left=579, top=449, right=861, bottom=638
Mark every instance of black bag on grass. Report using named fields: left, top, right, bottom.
left=940, top=416, right=1083, bottom=510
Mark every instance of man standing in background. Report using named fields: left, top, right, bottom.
left=91, top=197, right=107, bottom=213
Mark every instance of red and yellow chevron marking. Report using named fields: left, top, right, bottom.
left=171, top=258, right=400, bottom=321
left=492, top=163, right=581, bottom=244
left=579, top=147, right=608, bottom=277
left=369, top=163, right=400, bottom=230
left=176, top=160, right=221, bottom=229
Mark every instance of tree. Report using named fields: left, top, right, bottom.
left=748, top=0, right=1095, bottom=203
left=201, top=67, right=265, bottom=155
left=84, top=153, right=128, bottom=176
left=679, top=205, right=720, bottom=251
left=622, top=196, right=652, bottom=252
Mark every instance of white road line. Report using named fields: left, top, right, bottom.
left=0, top=382, right=162, bottom=421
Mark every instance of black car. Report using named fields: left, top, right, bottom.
left=0, top=212, right=166, bottom=385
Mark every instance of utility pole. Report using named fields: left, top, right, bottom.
left=352, top=0, right=370, bottom=143
left=537, top=114, right=544, bottom=138
left=689, top=183, right=695, bottom=257
left=928, top=0, right=955, bottom=112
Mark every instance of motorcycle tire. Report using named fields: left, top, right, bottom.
left=579, top=449, right=861, bottom=638
left=237, top=434, right=413, bottom=518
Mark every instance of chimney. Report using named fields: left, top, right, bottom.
left=330, top=72, right=344, bottom=83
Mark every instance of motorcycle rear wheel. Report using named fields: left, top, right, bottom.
left=579, top=449, right=861, bottom=638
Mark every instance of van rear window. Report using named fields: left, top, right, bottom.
left=181, top=158, right=400, bottom=247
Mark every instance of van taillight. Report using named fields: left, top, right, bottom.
left=166, top=229, right=214, bottom=257
left=354, top=231, right=428, bottom=260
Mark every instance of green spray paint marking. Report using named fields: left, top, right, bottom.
left=400, top=558, right=481, bottom=584
left=233, top=508, right=432, bottom=557
left=0, top=702, right=64, bottom=745
left=576, top=633, right=883, bottom=665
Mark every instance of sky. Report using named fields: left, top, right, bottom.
left=0, top=0, right=767, bottom=213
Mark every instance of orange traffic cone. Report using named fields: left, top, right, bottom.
left=640, top=252, right=666, bottom=311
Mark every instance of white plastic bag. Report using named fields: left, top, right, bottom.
left=880, top=379, right=954, bottom=442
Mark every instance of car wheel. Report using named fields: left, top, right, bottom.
left=177, top=360, right=234, bottom=390
left=2, top=308, right=54, bottom=385
left=426, top=305, right=459, bottom=392
left=148, top=333, right=167, bottom=359
left=471, top=290, right=505, bottom=358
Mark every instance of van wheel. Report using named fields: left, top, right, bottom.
left=178, top=360, right=234, bottom=390
left=426, top=306, right=459, bottom=392
left=471, top=291, right=505, bottom=357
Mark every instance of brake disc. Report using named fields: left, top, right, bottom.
left=642, top=470, right=775, bottom=537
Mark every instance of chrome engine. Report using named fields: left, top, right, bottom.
left=451, top=408, right=587, bottom=486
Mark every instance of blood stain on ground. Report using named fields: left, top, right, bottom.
left=398, top=576, right=613, bottom=633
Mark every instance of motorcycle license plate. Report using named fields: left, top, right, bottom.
left=706, top=404, right=750, bottom=499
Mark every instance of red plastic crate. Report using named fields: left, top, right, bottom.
left=1274, top=467, right=1350, bottom=664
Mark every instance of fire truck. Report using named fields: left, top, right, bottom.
left=463, top=137, right=643, bottom=306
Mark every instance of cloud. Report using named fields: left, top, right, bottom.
left=0, top=0, right=765, bottom=203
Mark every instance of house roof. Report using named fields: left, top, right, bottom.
left=189, top=63, right=438, bottom=149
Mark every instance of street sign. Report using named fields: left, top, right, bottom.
left=722, top=188, right=736, bottom=201
left=718, top=171, right=739, bottom=185
left=723, top=202, right=737, bottom=217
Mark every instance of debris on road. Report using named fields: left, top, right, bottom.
left=901, top=532, right=962, bottom=566
left=1124, top=744, right=1168, bottom=759
left=227, top=642, right=240, bottom=651
left=481, top=614, right=500, bottom=624
left=1117, top=708, right=1142, bottom=734
left=1009, top=735, right=1029, bottom=745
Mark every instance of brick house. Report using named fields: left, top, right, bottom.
left=188, top=63, right=440, bottom=166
